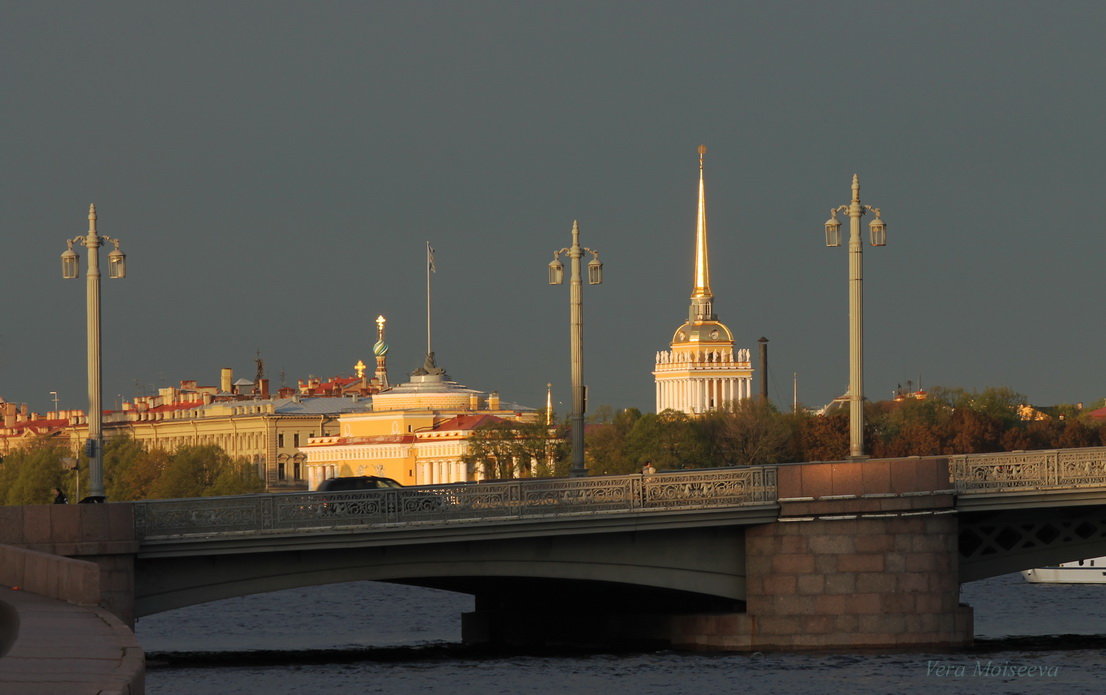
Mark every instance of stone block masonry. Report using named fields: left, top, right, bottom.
left=1, top=504, right=138, bottom=626
left=671, top=457, right=973, bottom=650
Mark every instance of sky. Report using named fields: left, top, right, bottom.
left=2, top=1, right=1104, bottom=418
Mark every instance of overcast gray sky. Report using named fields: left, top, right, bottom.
left=2, top=1, right=1104, bottom=417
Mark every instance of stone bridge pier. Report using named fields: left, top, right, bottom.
left=464, top=458, right=973, bottom=650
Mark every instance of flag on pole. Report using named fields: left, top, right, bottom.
left=427, top=242, right=436, bottom=273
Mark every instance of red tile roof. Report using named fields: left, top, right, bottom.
left=0, top=418, right=68, bottom=437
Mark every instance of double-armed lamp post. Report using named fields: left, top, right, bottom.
left=61, top=204, right=126, bottom=500
left=823, top=175, right=887, bottom=459
left=548, top=221, right=602, bottom=477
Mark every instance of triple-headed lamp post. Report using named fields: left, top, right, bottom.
left=823, top=175, right=887, bottom=459
left=61, top=204, right=126, bottom=500
left=548, top=220, right=602, bottom=477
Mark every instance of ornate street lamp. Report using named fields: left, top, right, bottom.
left=61, top=204, right=126, bottom=500
left=823, top=175, right=888, bottom=459
left=548, top=220, right=602, bottom=477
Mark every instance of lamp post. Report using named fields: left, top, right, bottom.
left=823, top=175, right=887, bottom=459
left=61, top=204, right=126, bottom=500
left=548, top=220, right=602, bottom=477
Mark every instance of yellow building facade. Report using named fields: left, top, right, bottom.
left=0, top=369, right=379, bottom=491
left=303, top=368, right=537, bottom=489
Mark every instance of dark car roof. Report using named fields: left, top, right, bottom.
left=317, top=476, right=403, bottom=491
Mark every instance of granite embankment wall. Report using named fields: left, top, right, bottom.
left=0, top=504, right=144, bottom=693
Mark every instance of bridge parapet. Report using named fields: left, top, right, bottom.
left=133, top=467, right=778, bottom=540
left=951, top=446, right=1106, bottom=496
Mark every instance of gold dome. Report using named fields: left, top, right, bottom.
left=670, top=320, right=734, bottom=346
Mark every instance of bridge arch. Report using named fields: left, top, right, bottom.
left=134, top=526, right=748, bottom=617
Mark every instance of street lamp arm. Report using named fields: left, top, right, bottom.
left=864, top=205, right=882, bottom=217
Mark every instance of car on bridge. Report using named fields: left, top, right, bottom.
left=317, top=476, right=403, bottom=491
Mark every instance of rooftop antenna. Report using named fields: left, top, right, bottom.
left=255, top=349, right=265, bottom=384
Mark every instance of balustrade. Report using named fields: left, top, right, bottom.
left=133, top=467, right=778, bottom=540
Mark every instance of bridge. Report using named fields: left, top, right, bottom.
left=4, top=446, right=1106, bottom=651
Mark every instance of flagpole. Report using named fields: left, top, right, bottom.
left=426, top=241, right=433, bottom=357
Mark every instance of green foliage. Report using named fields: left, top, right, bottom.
left=462, top=419, right=568, bottom=480
left=148, top=445, right=263, bottom=499
left=1, top=437, right=264, bottom=504
left=104, top=436, right=166, bottom=501
left=585, top=408, right=642, bottom=474
left=577, top=384, right=1106, bottom=472
left=624, top=410, right=711, bottom=470
left=928, top=386, right=1025, bottom=425
left=0, top=438, right=72, bottom=504
left=206, top=459, right=266, bottom=497
left=700, top=399, right=799, bottom=466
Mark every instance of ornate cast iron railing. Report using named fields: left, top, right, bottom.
left=133, top=467, right=778, bottom=540
left=950, top=446, right=1106, bottom=494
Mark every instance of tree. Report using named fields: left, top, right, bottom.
left=701, top=399, right=798, bottom=466
left=149, top=445, right=243, bottom=498
left=103, top=436, right=166, bottom=501
left=870, top=398, right=951, bottom=457
left=205, top=459, right=266, bottom=496
left=946, top=409, right=1004, bottom=454
left=799, top=410, right=850, bottom=462
left=0, top=439, right=70, bottom=505
left=585, top=408, right=642, bottom=474
left=623, top=410, right=710, bottom=470
left=462, top=419, right=568, bottom=480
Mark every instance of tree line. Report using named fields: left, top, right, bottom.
left=4, top=386, right=1103, bottom=503
left=0, top=436, right=263, bottom=505
left=583, top=388, right=1106, bottom=475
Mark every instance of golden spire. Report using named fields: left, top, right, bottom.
left=692, top=145, right=711, bottom=299
left=689, top=145, right=715, bottom=321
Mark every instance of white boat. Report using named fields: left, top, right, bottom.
left=1023, top=557, right=1106, bottom=583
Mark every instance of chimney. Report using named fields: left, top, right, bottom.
left=221, top=367, right=233, bottom=393
left=488, top=392, right=501, bottom=410
left=758, top=337, right=769, bottom=402
left=259, top=378, right=270, bottom=398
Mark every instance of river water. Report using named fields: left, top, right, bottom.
left=138, top=573, right=1106, bottom=694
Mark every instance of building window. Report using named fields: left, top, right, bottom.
left=293, top=459, right=302, bottom=480
left=294, top=433, right=300, bottom=447
left=278, top=433, right=284, bottom=448
left=277, top=461, right=286, bottom=481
